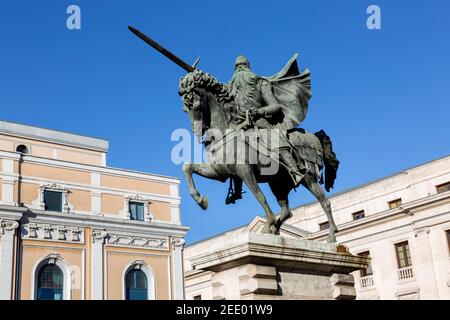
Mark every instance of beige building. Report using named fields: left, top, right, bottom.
left=184, top=155, right=450, bottom=300
left=0, top=120, right=188, bottom=300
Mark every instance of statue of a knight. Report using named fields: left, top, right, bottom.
left=225, top=54, right=312, bottom=204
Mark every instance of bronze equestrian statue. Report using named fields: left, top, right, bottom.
left=128, top=26, right=340, bottom=242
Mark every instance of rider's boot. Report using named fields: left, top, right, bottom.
left=225, top=178, right=243, bottom=204
left=279, top=150, right=306, bottom=186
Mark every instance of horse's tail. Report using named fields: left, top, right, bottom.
left=314, top=129, right=339, bottom=192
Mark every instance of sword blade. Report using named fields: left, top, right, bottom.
left=128, top=26, right=195, bottom=73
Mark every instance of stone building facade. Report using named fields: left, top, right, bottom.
left=184, top=155, right=450, bottom=300
left=0, top=120, right=188, bottom=300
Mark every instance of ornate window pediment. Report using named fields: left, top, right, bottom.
left=32, top=183, right=73, bottom=213
left=122, top=194, right=153, bottom=222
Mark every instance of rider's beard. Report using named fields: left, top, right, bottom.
left=230, top=68, right=260, bottom=110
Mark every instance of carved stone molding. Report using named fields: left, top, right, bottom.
left=399, top=206, right=414, bottom=216
left=414, top=226, right=431, bottom=237
left=120, top=194, right=154, bottom=221
left=57, top=227, right=67, bottom=240
left=43, top=225, right=52, bottom=239
left=130, top=260, right=146, bottom=270
left=28, top=223, right=38, bottom=238
left=45, top=253, right=62, bottom=265
left=31, top=183, right=73, bottom=213
left=106, top=233, right=168, bottom=250
left=92, top=229, right=108, bottom=243
left=70, top=228, right=81, bottom=241
left=21, top=223, right=84, bottom=243
left=172, top=237, right=186, bottom=250
left=0, top=220, right=19, bottom=235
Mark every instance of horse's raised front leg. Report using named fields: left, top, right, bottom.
left=301, top=173, right=338, bottom=243
left=237, top=165, right=276, bottom=234
left=182, top=163, right=224, bottom=210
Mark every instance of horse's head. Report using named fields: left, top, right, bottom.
left=179, top=70, right=233, bottom=140
left=179, top=71, right=209, bottom=139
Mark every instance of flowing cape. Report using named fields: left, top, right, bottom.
left=264, top=54, right=311, bottom=129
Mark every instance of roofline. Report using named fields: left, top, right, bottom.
left=185, top=221, right=250, bottom=247
left=186, top=215, right=311, bottom=247
left=186, top=153, right=450, bottom=247
left=105, top=165, right=181, bottom=183
left=0, top=119, right=109, bottom=152
left=292, top=153, right=450, bottom=211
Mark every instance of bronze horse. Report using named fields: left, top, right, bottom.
left=179, top=69, right=340, bottom=242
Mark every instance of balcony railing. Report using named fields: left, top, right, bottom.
left=359, top=275, right=374, bottom=289
left=397, top=266, right=414, bottom=281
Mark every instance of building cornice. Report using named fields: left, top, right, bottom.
left=21, top=209, right=189, bottom=238
left=291, top=154, right=450, bottom=212
left=0, top=150, right=180, bottom=186
left=0, top=204, right=28, bottom=221
left=0, top=120, right=109, bottom=153
left=308, top=191, right=450, bottom=241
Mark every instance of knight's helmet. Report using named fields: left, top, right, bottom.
left=234, top=55, right=251, bottom=71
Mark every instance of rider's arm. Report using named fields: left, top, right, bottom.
left=260, top=80, right=282, bottom=116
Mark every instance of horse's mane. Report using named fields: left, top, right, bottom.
left=179, top=70, right=240, bottom=129
left=179, top=70, right=233, bottom=103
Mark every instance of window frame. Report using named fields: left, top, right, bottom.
left=122, top=260, right=156, bottom=300
left=37, top=264, right=64, bottom=300
left=125, top=269, right=148, bottom=300
left=129, top=201, right=145, bottom=221
left=436, top=182, right=450, bottom=194
left=394, top=241, right=412, bottom=269
left=38, top=183, right=71, bottom=213
left=32, top=253, right=71, bottom=300
left=352, top=210, right=365, bottom=221
left=16, top=144, right=29, bottom=154
left=124, top=196, right=152, bottom=221
left=357, top=251, right=373, bottom=277
left=319, top=221, right=329, bottom=231
left=388, top=198, right=402, bottom=210
left=43, top=190, right=63, bottom=213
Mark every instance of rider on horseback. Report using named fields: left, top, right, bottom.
left=226, top=55, right=306, bottom=204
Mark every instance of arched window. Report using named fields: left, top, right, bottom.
left=37, top=264, right=64, bottom=300
left=16, top=144, right=28, bottom=154
left=125, top=269, right=148, bottom=300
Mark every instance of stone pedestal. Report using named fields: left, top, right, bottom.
left=190, top=233, right=369, bottom=300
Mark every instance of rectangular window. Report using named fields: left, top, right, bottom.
left=357, top=251, right=373, bottom=277
left=193, top=295, right=202, bottom=300
left=129, top=202, right=145, bottom=221
left=352, top=210, right=365, bottom=221
left=44, top=190, right=62, bottom=212
left=437, top=182, right=450, bottom=194
left=388, top=198, right=402, bottom=209
left=395, top=241, right=412, bottom=268
left=319, top=221, right=329, bottom=231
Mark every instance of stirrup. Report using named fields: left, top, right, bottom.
left=225, top=192, right=242, bottom=205
left=289, top=170, right=304, bottom=186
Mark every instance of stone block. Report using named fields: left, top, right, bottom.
left=332, top=285, right=357, bottom=300
left=330, top=273, right=355, bottom=286
left=238, top=264, right=277, bottom=279
left=190, top=233, right=367, bottom=300
left=239, top=277, right=278, bottom=295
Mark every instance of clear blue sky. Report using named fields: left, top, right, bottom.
left=1, top=1, right=449, bottom=244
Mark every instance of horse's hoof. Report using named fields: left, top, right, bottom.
left=271, top=225, right=280, bottom=235
left=327, top=234, right=337, bottom=243
left=198, top=195, right=208, bottom=210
